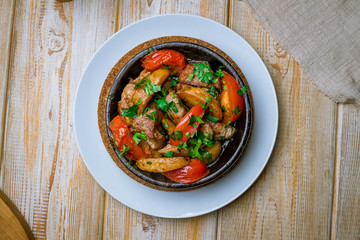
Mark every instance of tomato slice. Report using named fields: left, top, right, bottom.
left=220, top=72, right=244, bottom=123
left=109, top=115, right=147, bottom=160
left=142, top=49, right=186, bottom=72
left=169, top=104, right=205, bottom=146
left=163, top=159, right=209, bottom=183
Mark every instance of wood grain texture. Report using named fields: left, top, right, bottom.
left=331, top=104, right=360, bottom=239
left=0, top=0, right=116, bottom=239
left=1, top=0, right=359, bottom=239
left=217, top=1, right=337, bottom=239
left=0, top=0, right=14, bottom=170
left=0, top=190, right=34, bottom=240
left=102, top=0, right=227, bottom=239
left=0, top=199, right=29, bottom=240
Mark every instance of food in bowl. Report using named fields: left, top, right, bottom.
left=107, top=48, right=248, bottom=184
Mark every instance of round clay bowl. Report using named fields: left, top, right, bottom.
left=98, top=36, right=254, bottom=191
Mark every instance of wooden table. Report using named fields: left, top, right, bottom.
left=0, top=0, right=359, bottom=239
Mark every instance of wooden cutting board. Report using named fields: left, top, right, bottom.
left=0, top=190, right=34, bottom=240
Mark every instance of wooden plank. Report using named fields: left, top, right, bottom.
left=217, top=1, right=337, bottom=239
left=103, top=0, right=227, bottom=239
left=0, top=190, right=34, bottom=240
left=331, top=104, right=360, bottom=239
left=0, top=0, right=117, bottom=239
left=0, top=0, right=14, bottom=169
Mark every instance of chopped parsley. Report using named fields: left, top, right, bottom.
left=142, top=107, right=151, bottom=115
left=215, top=68, right=225, bottom=78
left=221, top=106, right=226, bottom=112
left=135, top=79, right=146, bottom=88
left=236, top=85, right=248, bottom=95
left=201, top=95, right=212, bottom=109
left=186, top=73, right=194, bottom=81
left=119, top=144, right=130, bottom=157
left=188, top=115, right=204, bottom=128
left=235, top=105, right=241, bottom=116
left=146, top=161, right=152, bottom=165
left=165, top=151, right=173, bottom=158
left=132, top=131, right=147, bottom=145
left=168, top=101, right=179, bottom=113
left=188, top=139, right=203, bottom=159
left=208, top=86, right=217, bottom=99
left=205, top=114, right=219, bottom=123
left=141, top=77, right=162, bottom=95
left=176, top=130, right=183, bottom=140
left=121, top=99, right=141, bottom=119
left=162, top=62, right=169, bottom=70
left=147, top=47, right=153, bottom=54
left=163, top=122, right=169, bottom=128
left=170, top=78, right=179, bottom=87
left=155, top=99, right=170, bottom=111
left=146, top=110, right=158, bottom=123
left=108, top=93, right=115, bottom=100
left=192, top=62, right=218, bottom=84
left=177, top=141, right=188, bottom=150
left=203, top=150, right=213, bottom=163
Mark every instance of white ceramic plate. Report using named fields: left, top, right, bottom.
left=74, top=14, right=278, bottom=218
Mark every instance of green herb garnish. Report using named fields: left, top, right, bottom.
left=135, top=79, right=146, bottom=88
left=236, top=85, right=248, bottom=95
left=176, top=130, right=183, bottom=140
left=177, top=141, right=188, bottom=150
left=162, top=62, right=169, bottom=69
left=143, top=77, right=162, bottom=95
left=132, top=131, right=147, bottom=145
left=146, top=110, right=158, bottom=123
left=235, top=105, right=241, bottom=116
left=215, top=68, right=224, bottom=78
left=165, top=151, right=173, bottom=158
left=208, top=86, right=217, bottom=99
left=168, top=101, right=179, bottom=113
left=188, top=115, right=204, bottom=128
left=186, top=73, right=194, bottom=81
left=192, top=62, right=218, bottom=84
left=119, top=144, right=130, bottom=157
left=205, top=114, right=219, bottom=123
left=170, top=78, right=179, bottom=87
left=155, top=99, right=170, bottom=111
left=121, top=99, right=141, bottom=119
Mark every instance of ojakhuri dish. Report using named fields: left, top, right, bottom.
left=98, top=37, right=253, bottom=191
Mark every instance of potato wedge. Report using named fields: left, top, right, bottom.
left=204, top=142, right=222, bottom=164
left=158, top=144, right=189, bottom=157
left=133, top=69, right=171, bottom=114
left=176, top=84, right=222, bottom=120
left=136, top=157, right=188, bottom=173
left=161, top=117, right=176, bottom=135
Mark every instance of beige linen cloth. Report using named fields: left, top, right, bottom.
left=243, top=0, right=360, bottom=105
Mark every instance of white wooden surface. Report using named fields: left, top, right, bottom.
left=0, top=0, right=359, bottom=239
